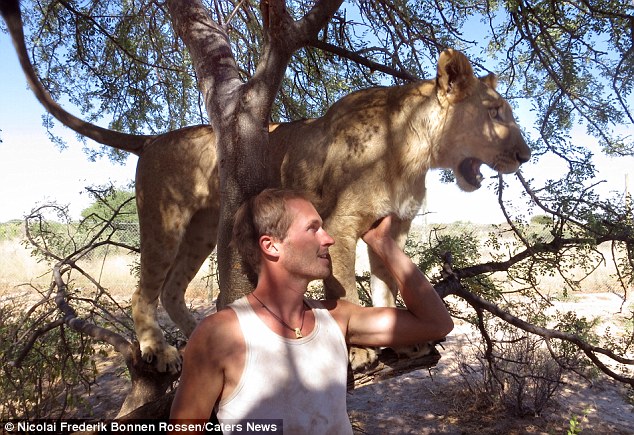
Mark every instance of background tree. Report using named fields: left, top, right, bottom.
left=1, top=0, right=633, bottom=418
left=80, top=187, right=137, bottom=223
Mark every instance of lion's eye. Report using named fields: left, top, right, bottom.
left=489, top=107, right=500, bottom=120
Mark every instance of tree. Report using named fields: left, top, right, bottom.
left=2, top=0, right=633, bottom=419
left=81, top=186, right=138, bottom=223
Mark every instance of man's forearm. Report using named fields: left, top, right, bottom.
left=373, top=237, right=453, bottom=336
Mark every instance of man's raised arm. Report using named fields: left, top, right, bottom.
left=345, top=215, right=454, bottom=347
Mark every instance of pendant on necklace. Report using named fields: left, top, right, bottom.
left=294, top=328, right=303, bottom=339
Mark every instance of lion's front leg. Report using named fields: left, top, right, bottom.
left=366, top=215, right=411, bottom=308
left=323, top=231, right=359, bottom=303
left=323, top=222, right=383, bottom=370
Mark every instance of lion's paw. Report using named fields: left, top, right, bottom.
left=392, top=342, right=433, bottom=359
left=140, top=343, right=183, bottom=374
left=349, top=346, right=380, bottom=371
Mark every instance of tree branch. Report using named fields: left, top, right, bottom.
left=435, top=261, right=634, bottom=387
left=292, top=0, right=343, bottom=47
left=166, top=0, right=241, bottom=121
left=56, top=0, right=183, bottom=74
left=11, top=318, right=65, bottom=367
left=52, top=263, right=133, bottom=358
left=309, top=39, right=418, bottom=82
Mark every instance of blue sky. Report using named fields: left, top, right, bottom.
left=1, top=30, right=632, bottom=225
left=0, top=35, right=138, bottom=222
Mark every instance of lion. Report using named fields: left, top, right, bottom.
left=2, top=1, right=530, bottom=374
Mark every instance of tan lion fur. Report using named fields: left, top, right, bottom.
left=3, top=1, right=530, bottom=373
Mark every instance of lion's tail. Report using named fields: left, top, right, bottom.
left=0, top=0, right=151, bottom=155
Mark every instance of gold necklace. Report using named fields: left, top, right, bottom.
left=251, top=293, right=306, bottom=339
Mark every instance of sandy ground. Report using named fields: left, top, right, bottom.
left=348, top=291, right=634, bottom=434
left=348, top=319, right=634, bottom=434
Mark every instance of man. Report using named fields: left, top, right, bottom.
left=169, top=189, right=453, bottom=434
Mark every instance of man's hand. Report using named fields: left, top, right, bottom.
left=362, top=214, right=398, bottom=258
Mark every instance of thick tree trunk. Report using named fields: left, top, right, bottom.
left=116, top=343, right=180, bottom=418
left=215, top=121, right=275, bottom=308
left=167, top=0, right=286, bottom=308
left=166, top=0, right=343, bottom=308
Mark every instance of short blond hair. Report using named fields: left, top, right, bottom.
left=232, top=188, right=312, bottom=273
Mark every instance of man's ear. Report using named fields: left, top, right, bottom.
left=260, top=235, right=280, bottom=258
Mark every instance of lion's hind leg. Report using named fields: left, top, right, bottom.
left=131, top=289, right=182, bottom=373
left=160, top=206, right=218, bottom=338
left=132, top=216, right=188, bottom=374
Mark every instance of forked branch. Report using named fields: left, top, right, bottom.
left=436, top=266, right=634, bottom=387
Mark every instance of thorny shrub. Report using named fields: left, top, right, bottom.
left=1, top=200, right=139, bottom=419
left=455, top=309, right=598, bottom=417
left=0, top=294, right=98, bottom=419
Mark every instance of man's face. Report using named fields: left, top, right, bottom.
left=277, top=198, right=335, bottom=281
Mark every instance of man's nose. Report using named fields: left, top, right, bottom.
left=321, top=229, right=335, bottom=246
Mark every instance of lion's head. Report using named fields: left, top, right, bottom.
left=434, top=49, right=531, bottom=192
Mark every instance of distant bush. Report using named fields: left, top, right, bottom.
left=531, top=214, right=554, bottom=226
left=0, top=221, right=23, bottom=241
left=81, top=187, right=138, bottom=224
left=457, top=324, right=572, bottom=417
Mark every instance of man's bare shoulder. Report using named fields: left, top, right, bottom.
left=185, top=306, right=244, bottom=362
left=198, top=305, right=239, bottom=328
left=317, top=298, right=361, bottom=313
left=314, top=298, right=363, bottom=334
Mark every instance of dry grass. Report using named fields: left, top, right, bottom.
left=0, top=239, right=214, bottom=302
left=0, top=240, right=51, bottom=292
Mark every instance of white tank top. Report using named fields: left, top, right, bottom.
left=216, top=296, right=353, bottom=435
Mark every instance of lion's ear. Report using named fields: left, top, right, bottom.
left=436, top=49, right=477, bottom=103
left=481, top=73, right=498, bottom=90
